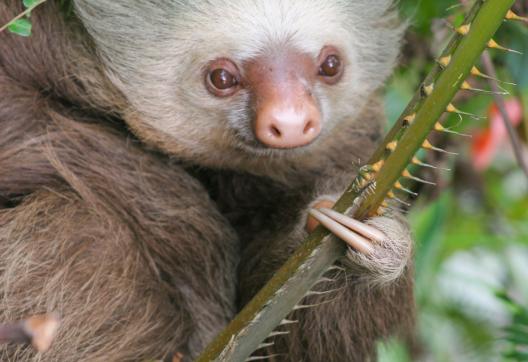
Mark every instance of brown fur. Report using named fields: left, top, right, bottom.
left=0, top=1, right=414, bottom=361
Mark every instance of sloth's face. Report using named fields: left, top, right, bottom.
left=200, top=45, right=346, bottom=154
left=76, top=0, right=403, bottom=169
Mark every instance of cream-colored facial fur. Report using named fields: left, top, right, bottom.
left=75, top=0, right=403, bottom=172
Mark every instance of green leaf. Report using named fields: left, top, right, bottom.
left=23, top=0, right=41, bottom=8
left=7, top=18, right=32, bottom=37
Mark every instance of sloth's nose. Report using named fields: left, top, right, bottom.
left=255, top=101, right=321, bottom=149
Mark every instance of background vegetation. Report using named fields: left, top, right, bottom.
left=379, top=1, right=528, bottom=361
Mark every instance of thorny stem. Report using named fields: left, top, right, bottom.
left=354, top=0, right=516, bottom=218
left=481, top=51, right=528, bottom=180
left=196, top=1, right=516, bottom=361
left=0, top=0, right=47, bottom=33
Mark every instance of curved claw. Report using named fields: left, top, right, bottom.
left=317, top=208, right=386, bottom=243
left=308, top=209, right=374, bottom=254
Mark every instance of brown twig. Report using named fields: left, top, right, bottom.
left=521, top=91, right=528, bottom=144
left=0, top=314, right=60, bottom=353
left=481, top=51, right=528, bottom=180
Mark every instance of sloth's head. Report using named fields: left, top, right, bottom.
left=75, top=0, right=403, bottom=171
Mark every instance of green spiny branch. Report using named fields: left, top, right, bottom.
left=196, top=1, right=517, bottom=361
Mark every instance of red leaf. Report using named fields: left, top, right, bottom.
left=471, top=98, right=523, bottom=171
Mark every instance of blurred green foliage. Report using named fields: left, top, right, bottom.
left=379, top=1, right=528, bottom=361
left=498, top=292, right=528, bottom=361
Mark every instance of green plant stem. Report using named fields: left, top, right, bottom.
left=354, top=0, right=515, bottom=218
left=196, top=1, right=515, bottom=361
left=0, top=0, right=47, bottom=33
left=196, top=228, right=345, bottom=362
left=365, top=1, right=482, bottom=165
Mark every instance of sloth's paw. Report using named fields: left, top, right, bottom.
left=307, top=200, right=412, bottom=285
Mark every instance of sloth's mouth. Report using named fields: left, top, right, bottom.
left=233, top=131, right=321, bottom=159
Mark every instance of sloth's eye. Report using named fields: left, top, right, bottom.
left=319, top=55, right=341, bottom=78
left=317, top=46, right=344, bottom=85
left=210, top=69, right=238, bottom=90
left=206, top=59, right=241, bottom=97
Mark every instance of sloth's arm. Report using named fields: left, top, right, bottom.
left=237, top=190, right=415, bottom=362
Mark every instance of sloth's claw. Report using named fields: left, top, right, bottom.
left=308, top=207, right=385, bottom=255
left=317, top=208, right=385, bottom=243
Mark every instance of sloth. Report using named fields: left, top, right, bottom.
left=0, top=0, right=414, bottom=361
